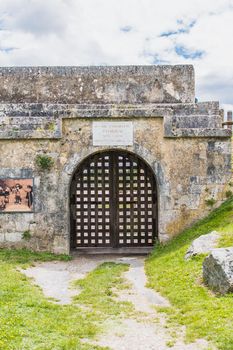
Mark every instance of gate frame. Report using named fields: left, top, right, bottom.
left=64, top=147, right=166, bottom=253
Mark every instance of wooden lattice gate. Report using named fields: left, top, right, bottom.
left=70, top=151, right=158, bottom=249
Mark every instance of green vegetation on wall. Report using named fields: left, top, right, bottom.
left=35, top=154, right=54, bottom=171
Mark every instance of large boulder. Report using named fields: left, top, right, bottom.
left=203, top=247, right=233, bottom=294
left=185, top=231, right=219, bottom=260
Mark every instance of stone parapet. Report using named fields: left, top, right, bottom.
left=0, top=65, right=194, bottom=104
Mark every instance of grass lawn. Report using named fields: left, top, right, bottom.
left=146, top=197, right=233, bottom=350
left=0, top=250, right=131, bottom=350
left=0, top=199, right=232, bottom=349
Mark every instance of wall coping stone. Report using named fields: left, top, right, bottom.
left=0, top=65, right=195, bottom=104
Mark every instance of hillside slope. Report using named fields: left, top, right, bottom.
left=146, top=197, right=233, bottom=350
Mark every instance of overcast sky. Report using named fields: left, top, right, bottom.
left=0, top=0, right=232, bottom=111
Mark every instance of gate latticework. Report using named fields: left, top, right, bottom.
left=70, top=151, right=157, bottom=249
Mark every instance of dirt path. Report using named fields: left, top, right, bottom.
left=22, top=255, right=211, bottom=350
left=22, top=255, right=112, bottom=304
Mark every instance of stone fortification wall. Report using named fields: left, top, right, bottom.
left=0, top=65, right=231, bottom=253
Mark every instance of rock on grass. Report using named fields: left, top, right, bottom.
left=203, top=247, right=233, bottom=294
left=185, top=231, right=219, bottom=260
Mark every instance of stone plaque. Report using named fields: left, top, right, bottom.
left=93, top=121, right=133, bottom=146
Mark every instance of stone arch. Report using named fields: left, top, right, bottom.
left=61, top=147, right=169, bottom=252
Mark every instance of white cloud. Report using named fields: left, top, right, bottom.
left=0, top=0, right=232, bottom=108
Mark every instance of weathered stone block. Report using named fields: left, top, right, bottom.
left=52, top=235, right=69, bottom=254
left=5, top=232, right=22, bottom=242
left=185, top=231, right=219, bottom=260
left=203, top=248, right=233, bottom=294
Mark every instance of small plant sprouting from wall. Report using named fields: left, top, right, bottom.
left=205, top=198, right=216, bottom=208
left=225, top=190, right=233, bottom=199
left=22, top=230, right=32, bottom=241
left=47, top=122, right=56, bottom=131
left=35, top=154, right=54, bottom=171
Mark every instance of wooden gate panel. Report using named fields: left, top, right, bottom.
left=116, top=153, right=154, bottom=246
left=75, top=153, right=111, bottom=247
left=72, top=151, right=157, bottom=248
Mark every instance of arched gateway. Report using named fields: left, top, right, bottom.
left=70, top=150, right=158, bottom=250
left=0, top=65, right=231, bottom=254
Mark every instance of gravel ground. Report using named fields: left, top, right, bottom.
left=22, top=255, right=212, bottom=350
